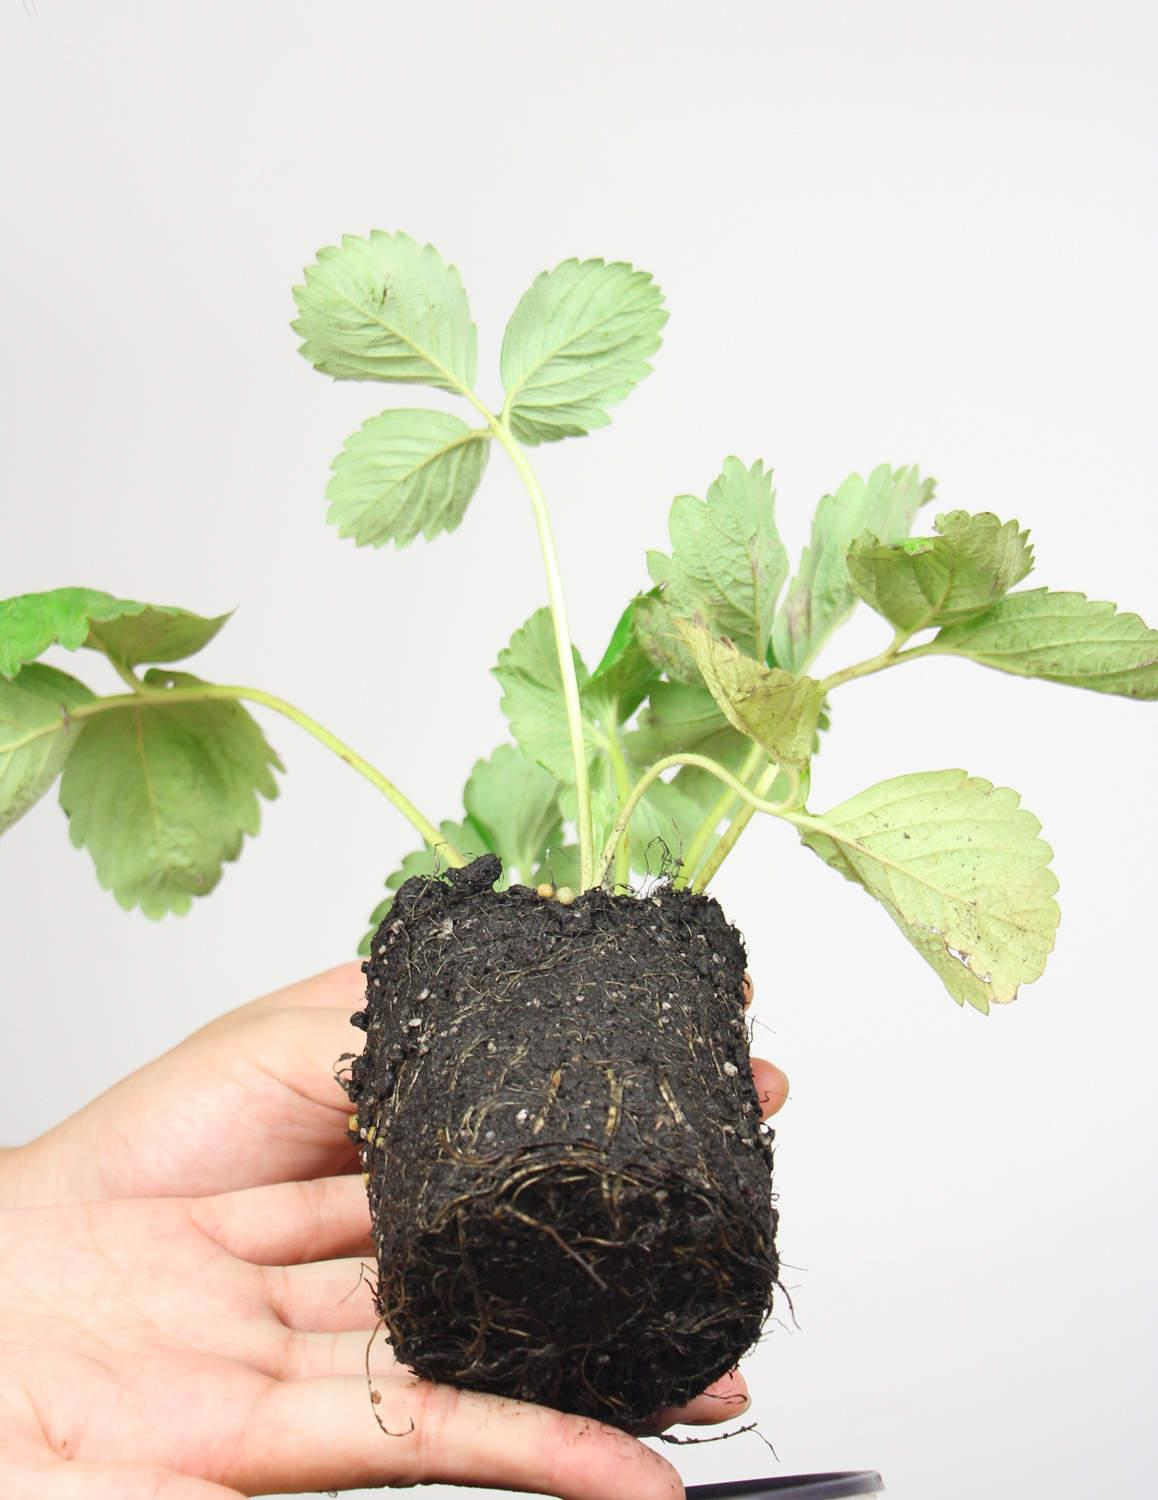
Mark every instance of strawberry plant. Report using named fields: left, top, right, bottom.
left=2, top=229, right=1153, bottom=1426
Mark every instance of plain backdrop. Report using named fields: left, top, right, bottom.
left=2, top=3, right=1156, bottom=1498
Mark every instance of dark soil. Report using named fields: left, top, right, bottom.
left=342, top=854, right=778, bottom=1428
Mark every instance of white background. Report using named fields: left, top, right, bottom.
left=2, top=3, right=1156, bottom=1497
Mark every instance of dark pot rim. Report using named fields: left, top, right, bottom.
left=686, top=1473, right=884, bottom=1499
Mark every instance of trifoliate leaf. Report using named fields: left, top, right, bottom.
left=847, top=511, right=1034, bottom=632
left=357, top=817, right=490, bottom=955
left=773, top=465, right=936, bottom=672
left=0, top=589, right=229, bottom=677
left=325, top=409, right=490, bottom=547
left=292, top=230, right=477, bottom=394
left=464, top=744, right=563, bottom=886
left=676, top=621, right=824, bottom=771
left=500, top=258, right=666, bottom=444
left=0, top=665, right=94, bottom=834
left=797, top=770, right=1059, bottom=1012
left=625, top=679, right=745, bottom=766
left=931, top=589, right=1158, bottom=699
left=59, top=671, right=282, bottom=918
left=646, top=458, right=788, bottom=670
left=493, top=608, right=591, bottom=783
left=583, top=595, right=661, bottom=723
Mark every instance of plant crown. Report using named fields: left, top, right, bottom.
left=2, top=231, right=1155, bottom=1012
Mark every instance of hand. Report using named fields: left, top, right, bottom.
left=0, top=1175, right=691, bottom=1499
left=4, top=963, right=790, bottom=1206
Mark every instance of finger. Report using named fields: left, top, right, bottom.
left=649, top=1367, right=750, bottom=1431
left=742, top=972, right=754, bottom=1008
left=750, top=1057, right=790, bottom=1117
left=230, top=1376, right=683, bottom=1500
left=243, top=960, right=365, bottom=1016
left=236, top=1002, right=367, bottom=1121
left=191, top=1173, right=372, bottom=1265
left=272, top=1326, right=404, bottom=1380
left=264, top=1255, right=382, bottom=1332
left=37, top=1459, right=244, bottom=1499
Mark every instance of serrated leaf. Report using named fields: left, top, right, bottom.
left=773, top=465, right=936, bottom=673
left=676, top=621, right=824, bottom=771
left=583, top=595, right=661, bottom=723
left=493, top=608, right=591, bottom=783
left=464, top=744, right=563, bottom=886
left=931, top=589, right=1158, bottom=699
left=646, top=458, right=788, bottom=672
left=325, top=409, right=490, bottom=547
left=59, top=671, right=282, bottom=918
left=848, top=510, right=1034, bottom=631
left=357, top=817, right=490, bottom=955
left=0, top=589, right=229, bottom=677
left=798, top=770, right=1059, bottom=1012
left=0, top=665, right=94, bottom=833
left=292, top=230, right=477, bottom=394
left=500, top=258, right=666, bottom=444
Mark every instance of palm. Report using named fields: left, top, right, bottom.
left=0, top=1176, right=740, bottom=1498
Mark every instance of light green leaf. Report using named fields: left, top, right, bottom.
left=931, top=589, right=1158, bottom=699
left=358, top=817, right=490, bottom=955
left=464, top=744, right=563, bottom=886
left=325, top=409, right=490, bottom=547
left=626, top=679, right=742, bottom=764
left=646, top=458, right=788, bottom=670
left=583, top=595, right=661, bottom=723
left=798, top=770, right=1059, bottom=1012
left=773, top=465, right=936, bottom=672
left=59, top=671, right=282, bottom=918
left=493, top=608, right=590, bottom=783
left=0, top=665, right=94, bottom=833
left=532, top=843, right=581, bottom=890
left=0, top=589, right=229, bottom=677
left=292, top=230, right=477, bottom=394
left=848, top=511, right=1034, bottom=631
left=500, top=258, right=666, bottom=444
left=676, top=621, right=824, bottom=771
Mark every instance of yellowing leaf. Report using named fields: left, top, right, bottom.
left=847, top=510, right=1034, bottom=631
left=676, top=621, right=824, bottom=771
left=796, top=770, right=1059, bottom=1012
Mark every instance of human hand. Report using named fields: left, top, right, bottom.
left=4, top=963, right=789, bottom=1207
left=0, top=1172, right=745, bottom=1499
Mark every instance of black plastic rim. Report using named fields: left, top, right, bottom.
left=686, top=1473, right=884, bottom=1499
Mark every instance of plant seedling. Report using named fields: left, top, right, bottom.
left=2, top=230, right=1154, bottom=1427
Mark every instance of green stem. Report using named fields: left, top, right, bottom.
left=819, top=635, right=936, bottom=695
left=487, top=418, right=594, bottom=888
left=604, top=723, right=633, bottom=890
left=108, top=658, right=143, bottom=692
left=2, top=682, right=464, bottom=865
left=674, top=741, right=766, bottom=890
left=594, top=752, right=799, bottom=888
left=692, top=760, right=792, bottom=893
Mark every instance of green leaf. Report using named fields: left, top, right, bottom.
left=59, top=671, right=282, bottom=918
left=675, top=621, right=825, bottom=771
left=773, top=465, right=936, bottom=673
left=0, top=589, right=230, bottom=677
left=931, top=589, right=1158, bottom=699
left=493, top=608, right=590, bottom=784
left=357, top=817, right=490, bottom=955
left=464, top=744, right=563, bottom=886
left=292, top=230, right=477, bottom=394
left=798, top=770, right=1059, bottom=1012
left=325, top=409, right=490, bottom=548
left=646, top=458, right=788, bottom=670
left=532, top=843, right=581, bottom=890
left=847, top=511, right=1034, bottom=632
left=0, top=665, right=94, bottom=833
left=583, top=595, right=661, bottom=723
left=500, top=258, right=666, bottom=444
